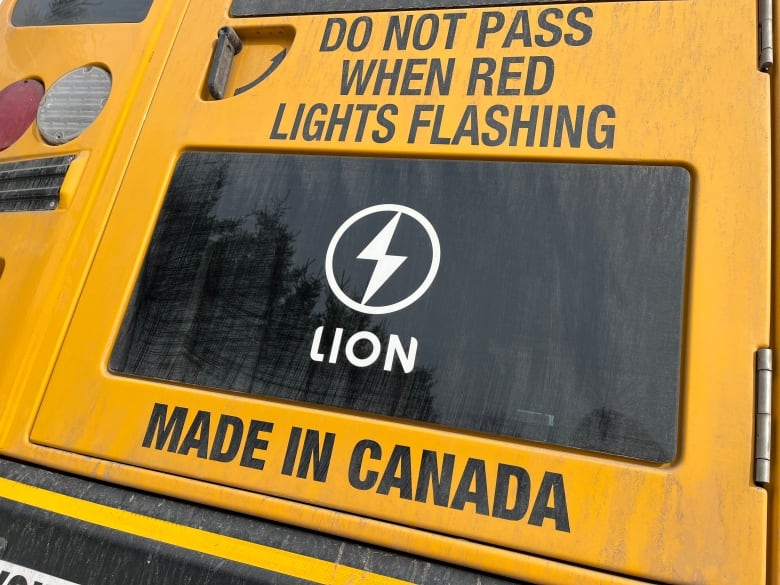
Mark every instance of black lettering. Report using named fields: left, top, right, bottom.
left=400, top=58, right=426, bottom=96
left=373, top=104, right=397, bottom=143
left=281, top=426, right=302, bottom=476
left=430, top=104, right=450, bottom=144
left=0, top=571, right=9, bottom=585
left=8, top=577, right=27, bottom=585
left=509, top=105, right=538, bottom=147
left=587, top=104, right=615, bottom=149
left=177, top=410, right=211, bottom=458
left=321, top=18, right=346, bottom=51
left=477, top=12, right=504, bottom=49
left=340, top=60, right=376, bottom=95
left=142, top=403, right=187, bottom=453
left=452, top=105, right=480, bottom=145
left=482, top=104, right=508, bottom=146
left=415, top=450, right=454, bottom=506
left=408, top=104, right=434, bottom=143
left=525, top=56, right=554, bottom=96
left=288, top=103, right=305, bottom=140
left=426, top=58, right=454, bottom=96
left=450, top=458, right=489, bottom=515
left=270, top=103, right=288, bottom=139
left=296, top=429, right=336, bottom=482
left=325, top=103, right=354, bottom=141
left=565, top=7, right=593, bottom=46
left=467, top=57, right=495, bottom=96
left=210, top=414, right=244, bottom=462
left=372, top=59, right=402, bottom=95
left=349, top=439, right=381, bottom=490
left=528, top=472, right=570, bottom=532
left=554, top=105, right=584, bottom=147
left=442, top=13, right=466, bottom=49
left=379, top=58, right=453, bottom=96
left=491, top=464, right=531, bottom=520
left=384, top=15, right=412, bottom=50
left=347, top=16, right=373, bottom=51
left=503, top=10, right=532, bottom=48
left=535, top=8, right=563, bottom=47
left=239, top=419, right=273, bottom=470
left=539, top=104, right=553, bottom=147
left=354, top=103, right=376, bottom=141
left=412, top=14, right=438, bottom=50
left=302, top=103, right=327, bottom=140
left=377, top=445, right=413, bottom=499
left=382, top=14, right=412, bottom=51
left=497, top=56, right=524, bottom=96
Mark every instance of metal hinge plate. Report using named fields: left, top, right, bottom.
left=755, top=348, right=773, bottom=485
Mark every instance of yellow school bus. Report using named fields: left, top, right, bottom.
left=0, top=0, right=777, bottom=583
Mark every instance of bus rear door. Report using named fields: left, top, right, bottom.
left=0, top=0, right=772, bottom=584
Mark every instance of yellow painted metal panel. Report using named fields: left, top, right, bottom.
left=0, top=0, right=193, bottom=442
left=0, top=0, right=771, bottom=584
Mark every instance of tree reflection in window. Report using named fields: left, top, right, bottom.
left=110, top=156, right=437, bottom=423
left=111, top=151, right=689, bottom=463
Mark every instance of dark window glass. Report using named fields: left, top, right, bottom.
left=111, top=152, right=689, bottom=463
left=232, top=0, right=580, bottom=17
left=229, top=0, right=670, bottom=17
left=12, top=0, right=153, bottom=26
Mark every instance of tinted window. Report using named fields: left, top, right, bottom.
left=111, top=152, right=689, bottom=462
left=12, top=0, right=153, bottom=25
left=232, top=0, right=582, bottom=17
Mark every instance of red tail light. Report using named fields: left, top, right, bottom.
left=0, top=79, right=44, bottom=151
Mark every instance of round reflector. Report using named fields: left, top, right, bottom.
left=37, top=66, right=111, bottom=145
left=0, top=79, right=45, bottom=151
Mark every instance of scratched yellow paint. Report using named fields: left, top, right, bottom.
left=0, top=0, right=772, bottom=584
left=0, top=0, right=194, bottom=440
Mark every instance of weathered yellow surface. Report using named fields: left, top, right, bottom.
left=0, top=1, right=771, bottom=584
left=0, top=0, right=194, bottom=438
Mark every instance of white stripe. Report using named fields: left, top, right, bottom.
left=0, top=560, right=81, bottom=585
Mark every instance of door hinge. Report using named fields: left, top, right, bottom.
left=760, top=0, right=774, bottom=71
left=755, top=348, right=773, bottom=485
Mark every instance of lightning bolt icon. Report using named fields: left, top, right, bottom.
left=357, top=212, right=407, bottom=305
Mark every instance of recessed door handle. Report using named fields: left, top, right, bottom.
left=208, top=27, right=243, bottom=100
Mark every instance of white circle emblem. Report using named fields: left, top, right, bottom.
left=325, top=204, right=440, bottom=315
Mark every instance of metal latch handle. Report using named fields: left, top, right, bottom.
left=208, top=27, right=243, bottom=100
